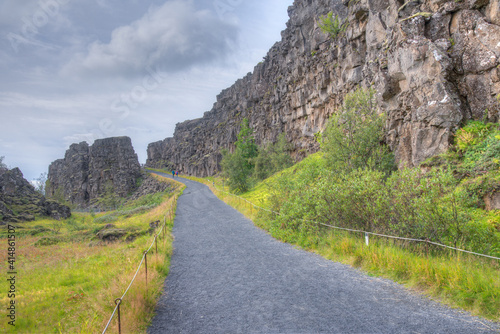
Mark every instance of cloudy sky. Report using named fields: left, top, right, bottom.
left=0, top=0, right=292, bottom=181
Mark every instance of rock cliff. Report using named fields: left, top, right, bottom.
left=0, top=167, right=71, bottom=222
left=47, top=136, right=141, bottom=208
left=146, top=0, right=500, bottom=176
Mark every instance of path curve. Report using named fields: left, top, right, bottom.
left=148, top=174, right=499, bottom=334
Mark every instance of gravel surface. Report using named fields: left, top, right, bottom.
left=148, top=175, right=500, bottom=334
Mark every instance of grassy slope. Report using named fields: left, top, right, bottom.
left=184, top=154, right=500, bottom=323
left=0, top=174, right=184, bottom=334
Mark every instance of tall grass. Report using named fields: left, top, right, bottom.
left=0, top=174, right=184, bottom=333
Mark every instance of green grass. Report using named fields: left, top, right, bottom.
left=0, top=174, right=184, bottom=333
left=183, top=154, right=500, bottom=323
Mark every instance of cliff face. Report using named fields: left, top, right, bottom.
left=0, top=167, right=71, bottom=222
left=147, top=0, right=500, bottom=176
left=47, top=136, right=141, bottom=208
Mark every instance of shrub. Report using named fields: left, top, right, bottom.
left=318, top=11, right=348, bottom=40
left=455, top=121, right=496, bottom=152
left=253, top=133, right=293, bottom=181
left=93, top=214, right=118, bottom=224
left=65, top=217, right=87, bottom=232
left=321, top=87, right=395, bottom=175
left=315, top=169, right=390, bottom=232
left=266, top=155, right=497, bottom=256
left=35, top=236, right=63, bottom=246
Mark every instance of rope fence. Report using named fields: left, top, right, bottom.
left=102, top=201, right=175, bottom=334
left=210, top=181, right=500, bottom=262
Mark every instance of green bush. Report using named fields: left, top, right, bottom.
left=65, top=217, right=87, bottom=232
left=253, top=133, right=293, bottom=181
left=93, top=214, right=119, bottom=224
left=128, top=192, right=166, bottom=208
left=321, top=87, right=395, bottom=175
left=455, top=121, right=496, bottom=152
left=35, top=236, right=63, bottom=246
left=318, top=11, right=348, bottom=40
left=454, top=121, right=500, bottom=174
left=266, top=162, right=498, bottom=255
left=222, top=120, right=294, bottom=193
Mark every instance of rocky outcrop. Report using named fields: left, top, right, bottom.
left=485, top=191, right=500, bottom=211
left=127, top=172, right=176, bottom=202
left=47, top=136, right=141, bottom=208
left=146, top=0, right=500, bottom=176
left=0, top=167, right=71, bottom=222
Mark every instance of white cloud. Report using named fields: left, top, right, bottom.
left=63, top=0, right=238, bottom=78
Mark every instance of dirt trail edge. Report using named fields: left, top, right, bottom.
left=148, top=174, right=499, bottom=334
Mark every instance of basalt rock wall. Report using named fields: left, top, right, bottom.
left=0, top=167, right=71, bottom=222
left=47, top=136, right=141, bottom=208
left=147, top=0, right=500, bottom=176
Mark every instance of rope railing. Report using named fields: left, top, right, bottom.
left=102, top=200, right=176, bottom=334
left=210, top=181, right=500, bottom=262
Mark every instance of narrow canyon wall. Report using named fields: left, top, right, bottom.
left=47, top=136, right=141, bottom=208
left=147, top=0, right=500, bottom=176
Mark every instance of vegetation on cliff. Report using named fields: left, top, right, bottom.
left=317, top=11, right=348, bottom=40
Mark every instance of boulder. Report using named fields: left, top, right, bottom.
left=485, top=191, right=500, bottom=211
left=97, top=228, right=127, bottom=242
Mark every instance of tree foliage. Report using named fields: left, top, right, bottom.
left=0, top=156, right=6, bottom=169
left=221, top=120, right=294, bottom=193
left=253, top=133, right=294, bottom=181
left=321, top=87, right=395, bottom=175
left=221, top=119, right=258, bottom=193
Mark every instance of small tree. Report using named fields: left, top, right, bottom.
left=236, top=118, right=258, bottom=164
left=318, top=11, right=348, bottom=40
left=221, top=119, right=258, bottom=193
left=254, top=133, right=293, bottom=181
left=0, top=156, right=6, bottom=169
left=321, top=87, right=395, bottom=175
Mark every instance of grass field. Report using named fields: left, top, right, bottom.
left=0, top=174, right=184, bottom=333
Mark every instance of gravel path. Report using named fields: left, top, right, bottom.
left=148, top=175, right=499, bottom=334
